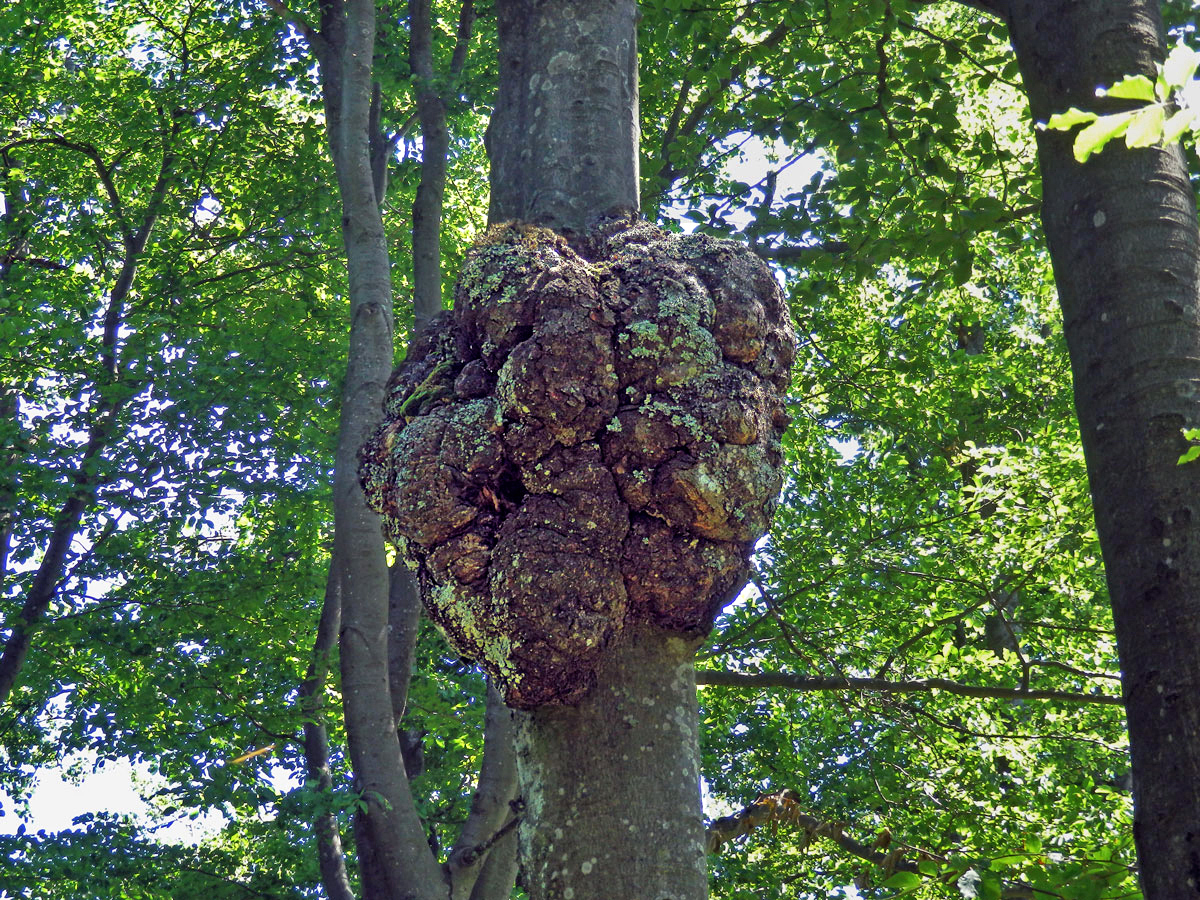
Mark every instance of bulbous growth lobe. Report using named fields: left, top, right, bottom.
left=360, top=220, right=794, bottom=708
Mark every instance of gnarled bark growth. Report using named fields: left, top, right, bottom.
left=361, top=219, right=794, bottom=709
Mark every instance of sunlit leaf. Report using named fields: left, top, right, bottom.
left=1163, top=43, right=1200, bottom=92
left=1125, top=104, right=1166, bottom=148
left=1074, top=110, right=1136, bottom=161
left=1043, top=107, right=1099, bottom=130
left=1162, top=107, right=1197, bottom=144
left=1098, top=73, right=1155, bottom=102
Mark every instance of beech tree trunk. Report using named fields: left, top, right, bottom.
left=487, top=2, right=709, bottom=898
left=488, top=0, right=640, bottom=234
left=514, top=625, right=709, bottom=900
left=291, top=1, right=521, bottom=897
left=311, top=2, right=447, bottom=898
left=995, top=1, right=1200, bottom=894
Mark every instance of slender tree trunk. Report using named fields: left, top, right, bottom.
left=0, top=126, right=178, bottom=707
left=999, top=1, right=1200, bottom=894
left=300, top=572, right=356, bottom=900
left=445, top=686, right=519, bottom=900
left=0, top=388, right=15, bottom=592
left=407, top=5, right=522, bottom=895
left=312, top=2, right=447, bottom=897
left=409, top=0, right=474, bottom=331
left=295, top=2, right=521, bottom=897
left=487, top=3, right=708, bottom=897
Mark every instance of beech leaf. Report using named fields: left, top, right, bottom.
left=1124, top=105, right=1165, bottom=148
left=1074, top=111, right=1135, bottom=161
left=1098, top=73, right=1155, bottom=102
left=1162, top=108, right=1197, bottom=144
left=1042, top=107, right=1098, bottom=130
left=1163, top=44, right=1200, bottom=92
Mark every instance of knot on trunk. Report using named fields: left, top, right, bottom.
left=360, top=221, right=795, bottom=708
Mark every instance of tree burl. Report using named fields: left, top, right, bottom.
left=360, top=220, right=795, bottom=708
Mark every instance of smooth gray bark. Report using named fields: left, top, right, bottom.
left=488, top=0, right=640, bottom=233
left=300, top=572, right=356, bottom=900
left=293, top=2, right=521, bottom=897
left=446, top=685, right=519, bottom=900
left=996, top=0, right=1200, bottom=894
left=311, top=2, right=448, bottom=897
left=515, top=625, right=709, bottom=900
left=409, top=0, right=475, bottom=330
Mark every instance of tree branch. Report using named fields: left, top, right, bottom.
left=654, top=20, right=788, bottom=191
left=445, top=684, right=519, bottom=900
left=696, top=670, right=1124, bottom=706
left=1, top=137, right=131, bottom=241
left=706, top=789, right=1035, bottom=898
left=0, top=107, right=182, bottom=708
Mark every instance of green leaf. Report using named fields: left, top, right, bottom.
left=1162, top=108, right=1197, bottom=144
left=978, top=871, right=1004, bottom=900
left=952, top=247, right=974, bottom=286
left=1124, top=104, right=1166, bottom=148
left=1098, top=73, right=1155, bottom=102
left=881, top=871, right=924, bottom=889
left=988, top=854, right=1026, bottom=870
left=1043, top=107, right=1099, bottom=131
left=1163, top=44, right=1200, bottom=92
left=1074, top=111, right=1136, bottom=161
left=1179, top=445, right=1200, bottom=466
left=918, top=858, right=942, bottom=876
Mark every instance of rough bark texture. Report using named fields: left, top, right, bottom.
left=487, top=0, right=639, bottom=234
left=359, top=4, right=794, bottom=898
left=1000, top=1, right=1200, bottom=894
left=359, top=221, right=794, bottom=709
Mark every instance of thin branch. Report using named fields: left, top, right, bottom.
left=696, top=669, right=1124, bottom=706
left=1, top=137, right=130, bottom=240
left=937, top=0, right=1005, bottom=17
left=706, top=789, right=926, bottom=873
left=449, top=0, right=476, bottom=77
left=705, top=789, right=1041, bottom=899
left=0, top=253, right=69, bottom=271
left=655, top=20, right=789, bottom=189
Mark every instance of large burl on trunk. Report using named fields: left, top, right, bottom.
left=360, top=219, right=794, bottom=709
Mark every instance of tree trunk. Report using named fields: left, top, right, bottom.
left=487, top=7, right=708, bottom=898
left=313, top=2, right=447, bottom=897
left=488, top=0, right=639, bottom=234
left=514, top=624, right=708, bottom=900
left=0, top=124, right=179, bottom=708
left=1000, top=1, right=1200, bottom=894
